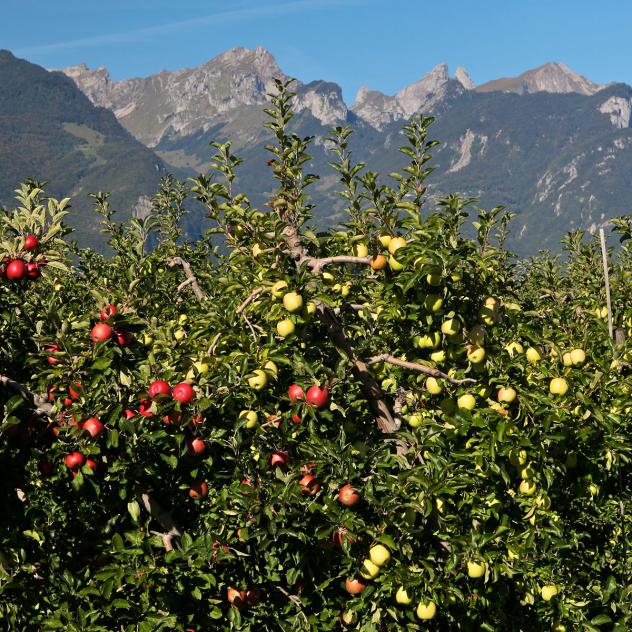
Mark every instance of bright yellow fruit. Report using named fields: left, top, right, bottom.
left=264, top=360, right=278, bottom=378
left=549, top=377, right=569, bottom=396
left=354, top=243, right=369, bottom=257
left=570, top=348, right=586, bottom=365
left=388, top=236, right=407, bottom=254
left=457, top=394, right=476, bottom=410
left=467, top=560, right=487, bottom=578
left=395, top=586, right=413, bottom=605
left=430, top=349, right=446, bottom=363
left=239, top=410, right=258, bottom=428
left=271, top=280, right=288, bottom=299
left=505, top=341, right=524, bottom=356
left=416, top=601, right=437, bottom=620
left=441, top=318, right=460, bottom=336
left=247, top=370, right=268, bottom=390
left=424, top=294, right=443, bottom=312
left=540, top=585, right=558, bottom=601
left=174, top=329, right=186, bottom=341
left=378, top=234, right=392, bottom=248
left=276, top=319, right=295, bottom=338
left=389, top=255, right=405, bottom=271
left=369, top=544, right=391, bottom=566
left=426, top=377, right=443, bottom=395
left=283, top=291, right=303, bottom=313
left=519, top=479, right=537, bottom=496
left=497, top=387, right=517, bottom=403
left=416, top=332, right=441, bottom=349
left=360, top=558, right=381, bottom=579
left=467, top=346, right=486, bottom=364
left=526, top=347, right=542, bottom=363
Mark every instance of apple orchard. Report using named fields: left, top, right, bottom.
left=0, top=79, right=630, bottom=631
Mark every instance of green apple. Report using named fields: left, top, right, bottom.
left=505, top=341, right=524, bottom=356
left=416, top=601, right=437, bottom=620
left=283, top=291, right=303, bottom=313
left=425, top=377, right=443, bottom=395
left=426, top=267, right=442, bottom=286
left=469, top=324, right=486, bottom=346
left=467, top=560, right=487, bottom=578
left=369, top=544, right=391, bottom=566
left=549, top=377, right=569, bottom=396
left=416, top=332, right=441, bottom=349
left=395, top=586, right=413, bottom=605
left=509, top=449, right=528, bottom=467
left=406, top=412, right=424, bottom=428
left=389, top=255, right=405, bottom=271
left=457, top=394, right=476, bottom=410
left=247, top=370, right=268, bottom=390
left=276, top=319, right=295, bottom=338
left=186, top=361, right=210, bottom=380
left=239, top=410, right=258, bottom=428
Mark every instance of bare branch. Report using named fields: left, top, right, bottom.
left=139, top=492, right=181, bottom=551
left=0, top=374, right=53, bottom=418
left=367, top=354, right=476, bottom=385
left=236, top=287, right=265, bottom=315
left=276, top=586, right=309, bottom=625
left=310, top=255, right=371, bottom=272
left=168, top=256, right=206, bottom=302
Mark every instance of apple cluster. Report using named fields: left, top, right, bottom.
left=1, top=234, right=45, bottom=281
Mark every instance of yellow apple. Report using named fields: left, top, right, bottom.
left=354, top=243, right=369, bottom=257
left=519, top=479, right=537, bottom=496
left=416, top=332, right=441, bottom=349
left=395, top=586, right=413, bottom=605
left=406, top=412, right=424, bottom=428
left=441, top=318, right=460, bottom=336
left=467, top=346, right=486, bottom=364
left=174, top=329, right=186, bottom=341
left=271, top=280, right=288, bottom=299
left=526, top=347, right=542, bottom=363
left=505, top=341, right=524, bottom=356
left=540, top=585, right=558, bottom=601
left=520, top=465, right=535, bottom=479
left=369, top=544, right=391, bottom=566
left=562, top=352, right=573, bottom=367
left=252, top=243, right=263, bottom=257
left=570, top=348, right=586, bottom=365
left=469, top=324, right=486, bottom=346
left=416, top=601, right=437, bottom=620
left=497, top=387, right=517, bottom=403
left=247, top=370, right=268, bottom=390
left=425, top=377, right=443, bottom=395
left=467, top=560, right=487, bottom=578
left=426, top=268, right=442, bottom=286
left=457, top=394, right=476, bottom=410
left=389, top=255, right=405, bottom=271
left=424, top=294, right=443, bottom=312
left=276, top=319, right=295, bottom=338
left=549, top=377, right=569, bottom=396
left=360, top=558, right=381, bottom=579
left=509, top=449, right=528, bottom=467
left=283, top=291, right=303, bottom=313
left=186, top=361, right=210, bottom=380
left=264, top=360, right=278, bottom=378
left=239, top=410, right=258, bottom=428
left=378, top=234, right=392, bottom=248
left=388, top=236, right=407, bottom=254
left=430, top=349, right=446, bottom=363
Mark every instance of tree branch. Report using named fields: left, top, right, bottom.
left=168, top=257, right=205, bottom=302
left=139, top=492, right=181, bottom=551
left=310, top=255, right=371, bottom=272
left=0, top=374, right=53, bottom=418
left=367, top=354, right=476, bottom=385
left=236, top=287, right=265, bottom=315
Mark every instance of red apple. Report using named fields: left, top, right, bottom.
left=338, top=484, right=361, bottom=507
left=68, top=382, right=82, bottom=400
left=115, top=330, right=133, bottom=346
left=23, top=234, right=38, bottom=251
left=189, top=481, right=208, bottom=498
left=83, top=417, right=105, bottom=439
left=123, top=408, right=136, bottom=420
left=173, top=382, right=195, bottom=404
left=269, top=451, right=289, bottom=469
left=149, top=379, right=171, bottom=400
left=246, top=587, right=262, bottom=607
left=306, top=385, right=328, bottom=408
left=227, top=587, right=246, bottom=609
left=288, top=384, right=304, bottom=402
left=298, top=474, right=320, bottom=495
left=162, top=411, right=184, bottom=425
left=91, top=322, right=113, bottom=343
left=25, top=263, right=41, bottom=280
left=64, top=451, right=85, bottom=469
left=85, top=458, right=98, bottom=472
left=187, top=437, right=207, bottom=455
left=138, top=398, right=155, bottom=418
left=63, top=397, right=73, bottom=407
left=191, top=413, right=203, bottom=425
left=100, top=304, right=117, bottom=320
left=291, top=414, right=302, bottom=424
left=344, top=577, right=366, bottom=595
left=6, top=259, right=25, bottom=280
left=45, top=343, right=61, bottom=365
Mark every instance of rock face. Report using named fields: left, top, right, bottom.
left=477, top=61, right=604, bottom=95
left=599, top=96, right=632, bottom=129
left=294, top=81, right=349, bottom=126
left=352, top=64, right=472, bottom=129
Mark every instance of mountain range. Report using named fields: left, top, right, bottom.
left=1, top=47, right=631, bottom=254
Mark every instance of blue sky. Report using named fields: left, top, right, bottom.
left=2, top=0, right=631, bottom=103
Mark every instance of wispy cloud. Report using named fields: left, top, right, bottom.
left=14, top=0, right=367, bottom=56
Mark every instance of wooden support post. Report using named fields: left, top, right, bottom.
left=599, top=228, right=614, bottom=340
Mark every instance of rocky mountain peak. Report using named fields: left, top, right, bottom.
left=477, top=61, right=603, bottom=95
left=455, top=67, right=476, bottom=90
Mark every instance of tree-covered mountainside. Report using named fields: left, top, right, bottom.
left=0, top=50, right=169, bottom=249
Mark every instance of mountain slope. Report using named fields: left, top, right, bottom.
left=0, top=50, right=169, bottom=248
left=52, top=49, right=632, bottom=254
